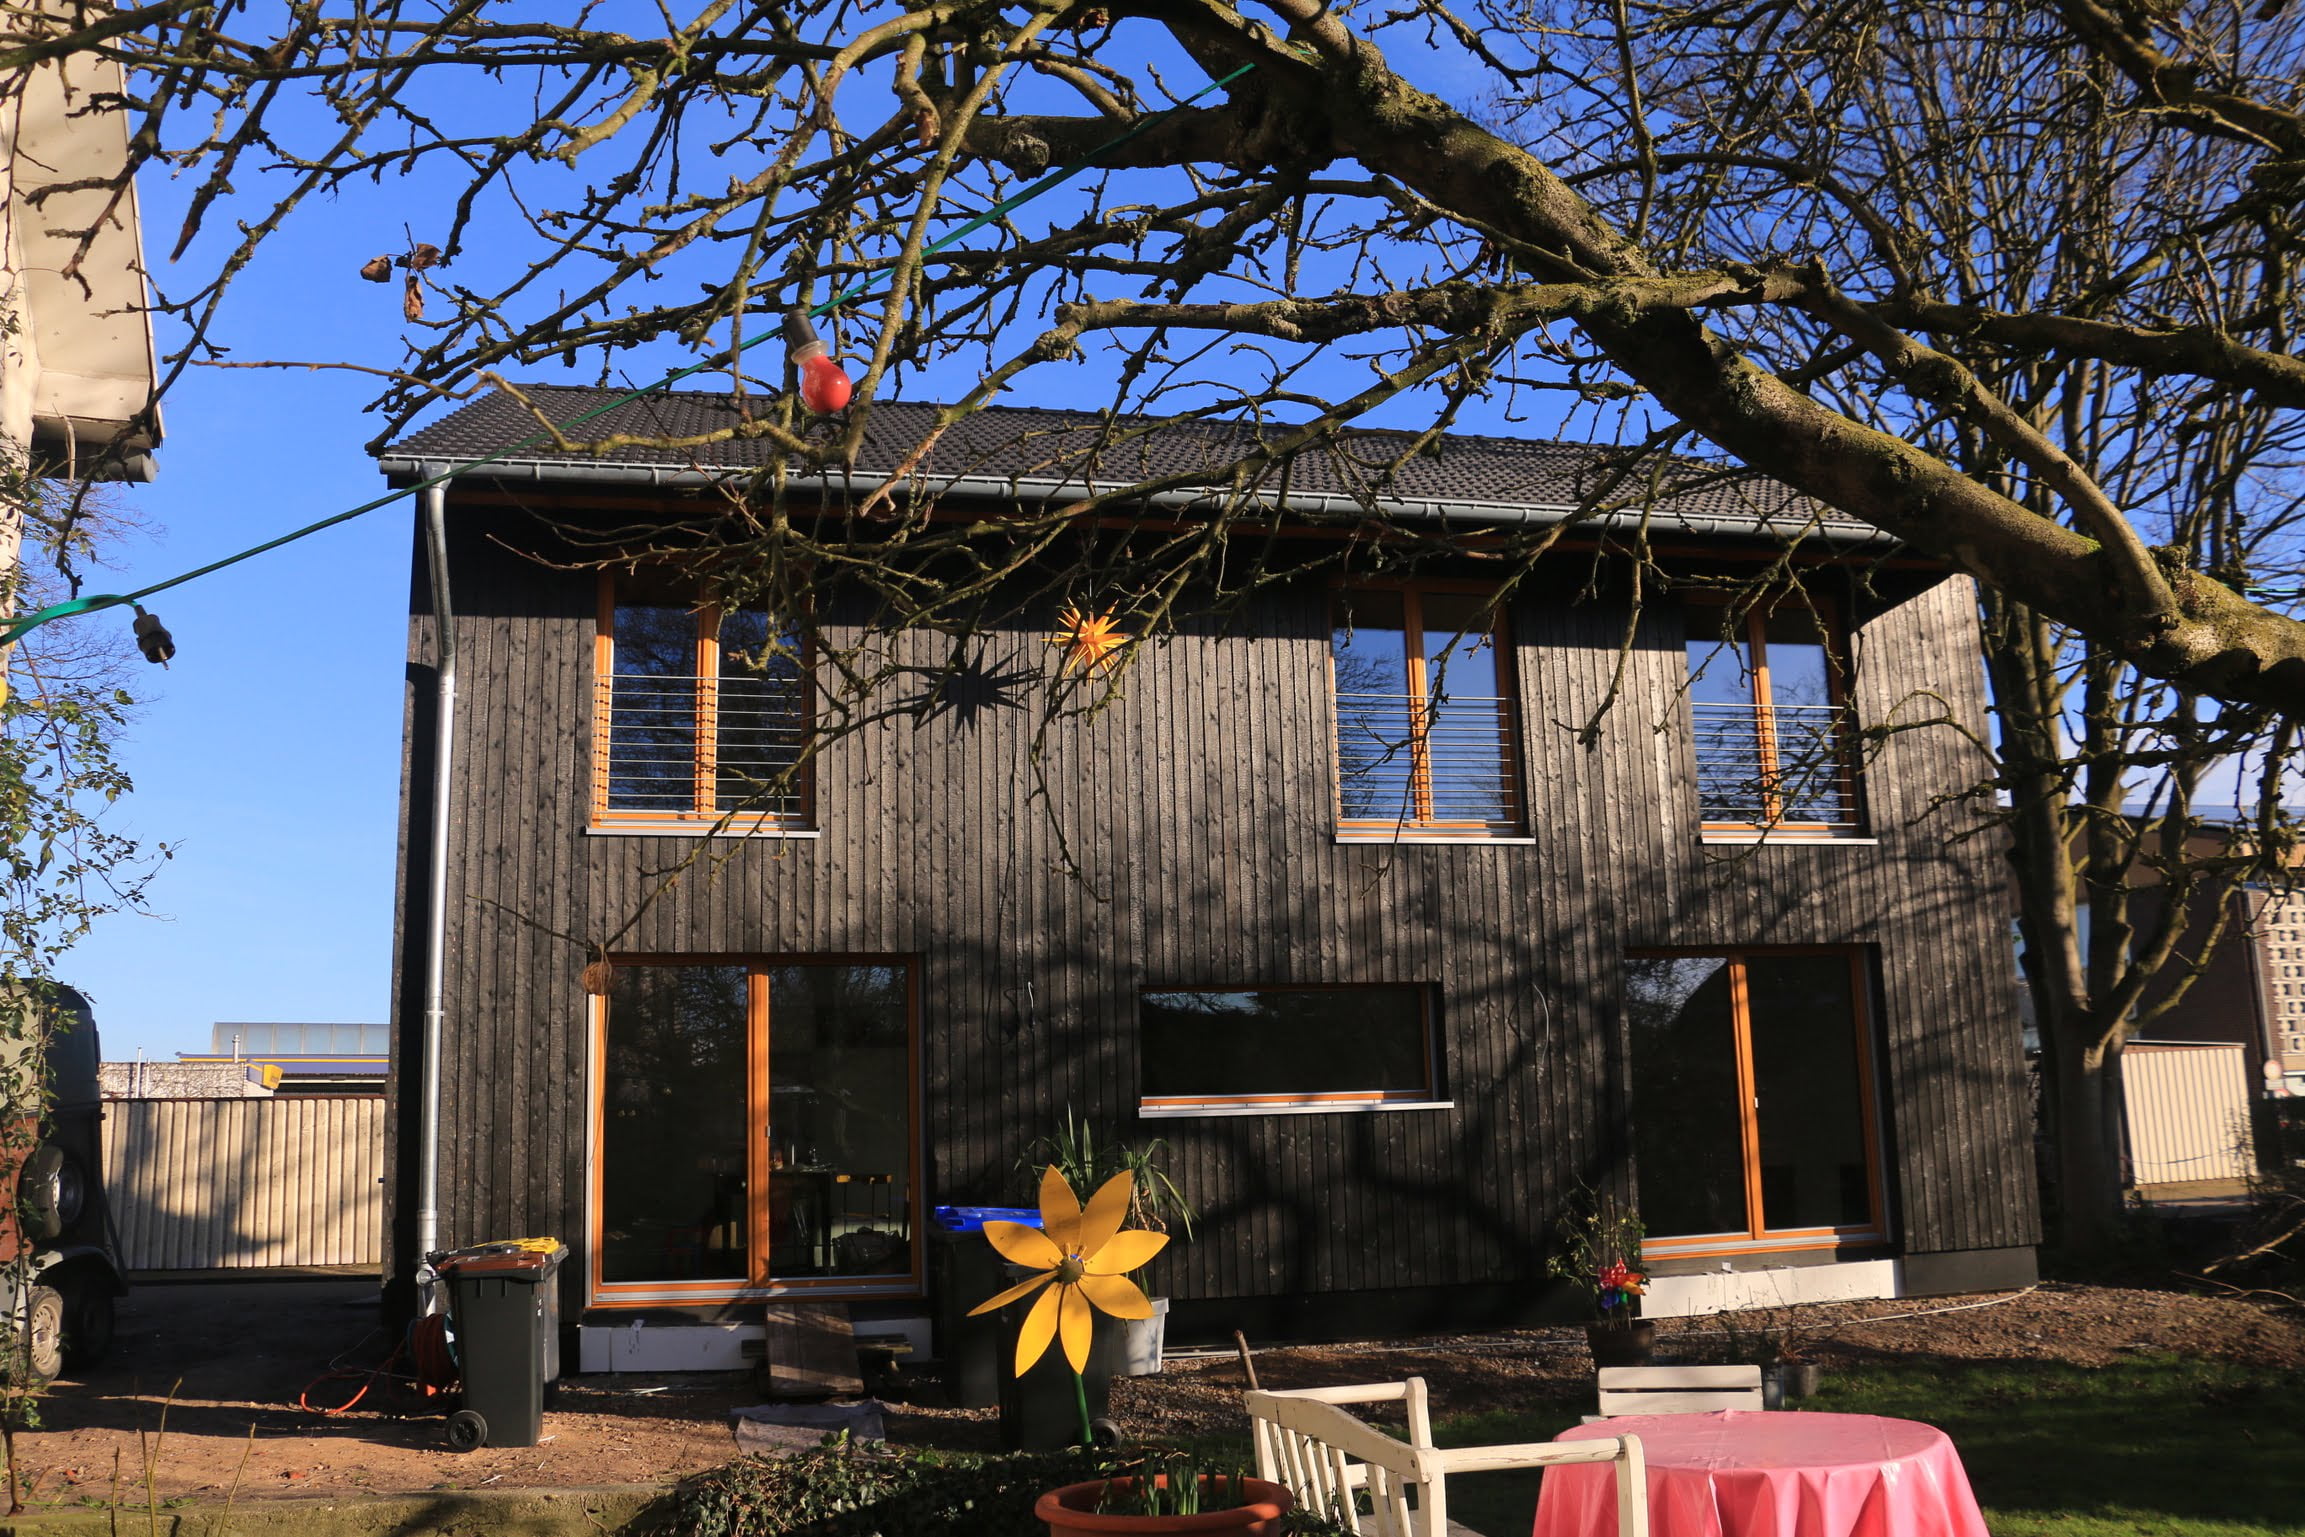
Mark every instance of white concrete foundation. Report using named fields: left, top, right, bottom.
left=580, top=1319, right=761, bottom=1373
left=577, top=1313, right=935, bottom=1373
left=1641, top=1258, right=1903, bottom=1318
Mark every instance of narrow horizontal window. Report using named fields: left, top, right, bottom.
left=592, top=572, right=812, bottom=830
left=1138, top=986, right=1439, bottom=1112
left=1332, top=586, right=1523, bottom=838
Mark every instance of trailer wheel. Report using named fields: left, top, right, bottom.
left=18, top=1287, right=63, bottom=1385
left=61, top=1285, right=113, bottom=1371
left=445, top=1409, right=487, bottom=1452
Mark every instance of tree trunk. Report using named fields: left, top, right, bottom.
left=2051, top=1038, right=2130, bottom=1252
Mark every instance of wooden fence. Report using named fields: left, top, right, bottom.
left=102, top=1095, right=383, bottom=1271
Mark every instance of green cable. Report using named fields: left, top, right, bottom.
left=1, top=60, right=1257, bottom=649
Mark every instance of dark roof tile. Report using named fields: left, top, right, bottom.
left=383, top=384, right=1873, bottom=536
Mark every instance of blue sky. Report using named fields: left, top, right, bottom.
left=55, top=338, right=414, bottom=1061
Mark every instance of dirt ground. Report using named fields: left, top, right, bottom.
left=11, top=1276, right=2302, bottom=1505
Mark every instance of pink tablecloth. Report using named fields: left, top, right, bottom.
left=1533, top=1412, right=1990, bottom=1537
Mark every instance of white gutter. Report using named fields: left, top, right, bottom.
left=375, top=455, right=1896, bottom=548
left=415, top=482, right=455, bottom=1269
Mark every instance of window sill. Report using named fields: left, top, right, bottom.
left=586, top=825, right=820, bottom=840
left=1335, top=834, right=1536, bottom=847
left=1700, top=833, right=1878, bottom=846
left=1138, top=1099, right=1455, bottom=1119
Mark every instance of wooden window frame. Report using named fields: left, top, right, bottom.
left=1683, top=592, right=1862, bottom=837
left=584, top=953, right=923, bottom=1307
left=590, top=572, right=814, bottom=831
left=1136, top=983, right=1447, bottom=1116
left=1329, top=581, right=1525, bottom=840
left=1628, top=945, right=1891, bottom=1262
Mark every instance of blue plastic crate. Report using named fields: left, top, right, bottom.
left=930, top=1204, right=1045, bottom=1233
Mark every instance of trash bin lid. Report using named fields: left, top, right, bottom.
left=930, top=1205, right=1045, bottom=1233
left=433, top=1237, right=568, bottom=1275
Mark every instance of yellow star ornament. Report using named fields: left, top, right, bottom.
left=967, top=1165, right=1169, bottom=1375
left=1051, top=605, right=1129, bottom=675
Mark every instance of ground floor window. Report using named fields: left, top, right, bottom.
left=590, top=956, right=917, bottom=1301
left=1624, top=948, right=1887, bottom=1258
left=1138, top=985, right=1442, bottom=1113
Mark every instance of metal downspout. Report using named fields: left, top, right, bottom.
left=416, top=483, right=454, bottom=1272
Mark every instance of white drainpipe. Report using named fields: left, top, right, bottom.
left=415, top=482, right=455, bottom=1270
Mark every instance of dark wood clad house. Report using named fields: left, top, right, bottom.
left=376, top=387, right=2037, bottom=1363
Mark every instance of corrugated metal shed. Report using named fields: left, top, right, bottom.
left=2123, top=1042, right=2256, bottom=1189
left=103, top=1096, right=383, bottom=1271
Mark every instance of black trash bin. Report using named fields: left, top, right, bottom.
left=929, top=1205, right=1041, bottom=1409
left=434, top=1239, right=566, bottom=1451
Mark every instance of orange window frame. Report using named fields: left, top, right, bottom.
left=585, top=954, right=924, bottom=1307
left=590, top=573, right=814, bottom=829
left=1329, top=582, right=1525, bottom=836
left=1136, top=983, right=1443, bottom=1114
left=1630, top=946, right=1890, bottom=1262
left=1684, top=592, right=1859, bottom=834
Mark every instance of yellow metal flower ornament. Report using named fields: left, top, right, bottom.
left=1051, top=605, right=1130, bottom=675
left=968, top=1165, right=1168, bottom=1375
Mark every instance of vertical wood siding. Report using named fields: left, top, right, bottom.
left=390, top=505, right=2038, bottom=1310
left=2122, top=1043, right=2255, bottom=1187
left=105, top=1097, right=384, bottom=1270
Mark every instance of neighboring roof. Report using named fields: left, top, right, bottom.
left=379, top=384, right=1889, bottom=545
left=211, top=1022, right=389, bottom=1056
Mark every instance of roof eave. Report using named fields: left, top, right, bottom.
left=374, top=453, right=1901, bottom=550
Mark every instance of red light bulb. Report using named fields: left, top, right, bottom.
left=783, top=310, right=852, bottom=415
left=800, top=350, right=852, bottom=414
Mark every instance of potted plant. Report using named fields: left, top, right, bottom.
left=1025, top=1111, right=1196, bottom=1376
left=1037, top=1452, right=1294, bottom=1536
left=1717, top=1303, right=1820, bottom=1403
left=972, top=1169, right=1294, bottom=1533
left=1547, top=1189, right=1653, bottom=1367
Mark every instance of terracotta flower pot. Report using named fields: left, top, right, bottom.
left=1037, top=1474, right=1294, bottom=1536
left=1585, top=1319, right=1657, bottom=1368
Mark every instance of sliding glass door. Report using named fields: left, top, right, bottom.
left=591, top=956, right=918, bottom=1302
left=1626, top=949, right=1886, bottom=1258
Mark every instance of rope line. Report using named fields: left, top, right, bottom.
left=0, top=61, right=1257, bottom=649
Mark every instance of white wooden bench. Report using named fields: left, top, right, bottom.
left=1592, top=1364, right=1765, bottom=1419
left=1246, top=1377, right=1649, bottom=1537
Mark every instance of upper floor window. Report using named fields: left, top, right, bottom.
left=592, top=573, right=811, bottom=830
left=1331, top=585, right=1523, bottom=838
left=1684, top=593, right=1860, bottom=836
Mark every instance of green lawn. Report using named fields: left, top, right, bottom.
left=1427, top=1356, right=2305, bottom=1537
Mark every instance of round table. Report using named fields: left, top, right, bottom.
left=1533, top=1412, right=1991, bottom=1537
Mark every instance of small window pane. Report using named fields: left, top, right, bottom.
left=766, top=966, right=912, bottom=1279
left=1415, top=594, right=1514, bottom=827
left=715, top=610, right=808, bottom=817
left=1332, top=592, right=1415, bottom=824
left=1687, top=615, right=1765, bottom=825
left=1140, top=988, right=1433, bottom=1105
left=1626, top=957, right=1749, bottom=1239
left=600, top=964, right=750, bottom=1284
left=607, top=604, right=700, bottom=812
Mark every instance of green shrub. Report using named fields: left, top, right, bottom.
left=651, top=1444, right=1121, bottom=1537
left=648, top=1442, right=1351, bottom=1537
